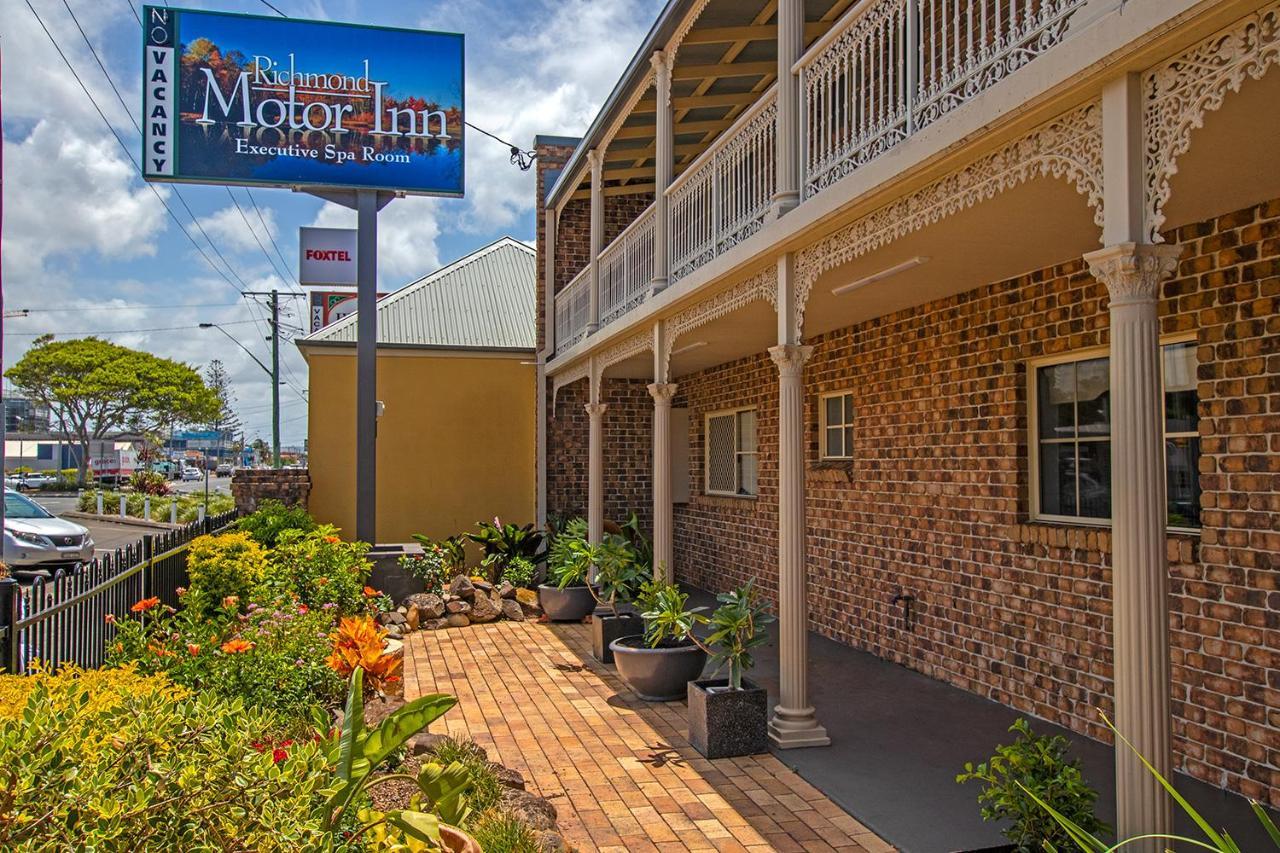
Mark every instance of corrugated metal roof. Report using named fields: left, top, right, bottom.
left=302, top=237, right=536, bottom=350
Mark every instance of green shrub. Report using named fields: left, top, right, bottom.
left=401, top=548, right=449, bottom=596
left=105, top=595, right=342, bottom=727
left=430, top=737, right=503, bottom=815
left=504, top=555, right=536, bottom=589
left=185, top=531, right=270, bottom=614
left=957, top=718, right=1108, bottom=851
left=77, top=490, right=235, bottom=522
left=0, top=665, right=331, bottom=850
left=467, top=519, right=544, bottom=583
left=471, top=810, right=541, bottom=852
left=260, top=525, right=372, bottom=617
left=235, top=498, right=317, bottom=548
left=547, top=518, right=591, bottom=588
left=129, top=469, right=171, bottom=495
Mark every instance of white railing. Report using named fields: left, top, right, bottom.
left=800, top=0, right=1086, bottom=196
left=668, top=89, right=777, bottom=283
left=599, top=203, right=656, bottom=327
left=553, top=267, right=591, bottom=355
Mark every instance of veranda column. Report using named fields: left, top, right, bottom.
left=1085, top=242, right=1181, bottom=848
left=587, top=149, right=605, bottom=334
left=767, top=343, right=829, bottom=748
left=771, top=0, right=804, bottom=218
left=648, top=382, right=677, bottom=582
left=650, top=51, right=673, bottom=294
left=586, top=390, right=607, bottom=547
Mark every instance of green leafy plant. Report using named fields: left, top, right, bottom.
left=320, top=668, right=463, bottom=850
left=0, top=665, right=332, bottom=850
left=639, top=582, right=707, bottom=648
left=185, top=531, right=270, bottom=615
left=470, top=809, right=541, bottom=853
left=428, top=737, right=504, bottom=815
left=129, top=469, right=172, bottom=495
left=619, top=512, right=653, bottom=573
left=586, top=534, right=645, bottom=616
left=260, top=525, right=373, bottom=617
left=690, top=581, right=773, bottom=690
left=410, top=534, right=469, bottom=578
left=467, top=519, right=545, bottom=584
left=234, top=498, right=318, bottom=548
left=1025, top=711, right=1280, bottom=851
left=401, top=549, right=449, bottom=597
left=547, top=518, right=592, bottom=589
left=503, top=555, right=537, bottom=589
left=957, top=718, right=1108, bottom=850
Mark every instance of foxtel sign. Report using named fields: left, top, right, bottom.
left=299, top=227, right=357, bottom=287
left=142, top=6, right=465, bottom=196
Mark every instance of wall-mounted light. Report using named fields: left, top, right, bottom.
left=831, top=256, right=930, bottom=296
left=671, top=340, right=708, bottom=356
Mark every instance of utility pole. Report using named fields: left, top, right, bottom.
left=270, top=289, right=281, bottom=469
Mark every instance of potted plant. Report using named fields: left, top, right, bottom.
left=609, top=581, right=708, bottom=701
left=585, top=533, right=646, bottom=663
left=536, top=518, right=596, bottom=622
left=955, top=718, right=1108, bottom=852
left=467, top=518, right=544, bottom=584
left=685, top=581, right=774, bottom=759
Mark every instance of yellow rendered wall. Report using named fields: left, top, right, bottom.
left=305, top=349, right=535, bottom=543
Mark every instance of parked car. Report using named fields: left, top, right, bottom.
left=3, top=489, right=95, bottom=572
left=215, top=463, right=232, bottom=477
left=181, top=467, right=202, bottom=481
left=4, top=473, right=55, bottom=492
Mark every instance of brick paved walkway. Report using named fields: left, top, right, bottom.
left=404, top=619, right=893, bottom=852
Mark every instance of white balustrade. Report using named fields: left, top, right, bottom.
left=599, top=203, right=656, bottom=327
left=553, top=267, right=591, bottom=355
left=800, top=0, right=1086, bottom=197
left=668, top=89, right=778, bottom=283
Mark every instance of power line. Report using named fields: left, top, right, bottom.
left=16, top=301, right=241, bottom=314
left=6, top=319, right=260, bottom=337
left=225, top=186, right=303, bottom=294
left=247, top=189, right=301, bottom=289
left=22, top=0, right=244, bottom=293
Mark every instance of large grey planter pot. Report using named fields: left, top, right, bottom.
left=538, top=583, right=595, bottom=622
left=688, top=678, right=768, bottom=759
left=591, top=612, right=644, bottom=664
left=367, top=542, right=426, bottom=605
left=610, top=637, right=708, bottom=701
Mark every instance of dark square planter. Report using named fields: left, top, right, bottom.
left=367, top=542, right=426, bottom=605
left=591, top=612, right=644, bottom=663
left=688, top=678, right=768, bottom=759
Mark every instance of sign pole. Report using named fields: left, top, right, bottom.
left=355, top=189, right=378, bottom=544
left=271, top=289, right=281, bottom=469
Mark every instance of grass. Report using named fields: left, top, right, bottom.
left=469, top=809, right=541, bottom=853
left=430, top=737, right=504, bottom=816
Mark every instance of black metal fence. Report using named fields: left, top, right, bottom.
left=0, top=510, right=238, bottom=674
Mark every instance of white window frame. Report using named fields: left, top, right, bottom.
left=704, top=406, right=758, bottom=497
left=819, top=391, right=856, bottom=460
left=1028, top=334, right=1200, bottom=532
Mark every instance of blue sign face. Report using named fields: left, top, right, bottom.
left=142, top=6, right=464, bottom=196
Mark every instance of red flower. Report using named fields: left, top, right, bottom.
left=104, top=613, right=116, bottom=624
left=131, top=596, right=161, bottom=613
left=297, top=604, right=309, bottom=614
left=271, top=748, right=287, bottom=764
left=187, top=643, right=201, bottom=656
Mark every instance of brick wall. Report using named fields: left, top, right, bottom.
left=547, top=376, right=654, bottom=533
left=231, top=468, right=311, bottom=515
left=546, top=198, right=1279, bottom=805
left=534, top=139, right=576, bottom=353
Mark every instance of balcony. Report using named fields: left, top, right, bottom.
left=552, top=0, right=1090, bottom=358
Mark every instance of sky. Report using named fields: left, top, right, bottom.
left=1, top=0, right=660, bottom=445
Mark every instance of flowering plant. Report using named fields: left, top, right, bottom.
left=326, top=615, right=401, bottom=696
left=260, top=525, right=373, bottom=617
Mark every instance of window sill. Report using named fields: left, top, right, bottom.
left=1009, top=520, right=1201, bottom=561
left=695, top=493, right=759, bottom=509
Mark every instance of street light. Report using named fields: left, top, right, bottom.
left=198, top=322, right=280, bottom=469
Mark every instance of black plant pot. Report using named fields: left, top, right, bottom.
left=591, top=612, right=644, bottom=663
left=367, top=543, right=426, bottom=605
left=610, top=636, right=708, bottom=701
left=537, top=583, right=596, bottom=622
left=688, top=678, right=768, bottom=759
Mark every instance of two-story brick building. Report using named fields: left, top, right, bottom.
left=534, top=0, right=1280, bottom=844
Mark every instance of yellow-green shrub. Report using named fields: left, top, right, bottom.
left=186, top=531, right=268, bottom=612
left=0, top=665, right=332, bottom=850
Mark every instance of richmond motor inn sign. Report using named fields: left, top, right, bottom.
left=142, top=5, right=465, bottom=195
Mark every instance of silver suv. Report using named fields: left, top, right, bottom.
left=3, top=489, right=95, bottom=572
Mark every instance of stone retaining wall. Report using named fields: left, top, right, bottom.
left=230, top=468, right=311, bottom=515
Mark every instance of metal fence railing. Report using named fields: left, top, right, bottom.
left=0, top=510, right=238, bottom=674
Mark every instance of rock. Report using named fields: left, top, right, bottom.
left=469, top=593, right=501, bottom=623
left=423, top=617, right=449, bottom=630
left=405, top=593, right=445, bottom=620
left=537, top=830, right=570, bottom=852
left=386, top=624, right=403, bottom=638
left=516, top=587, right=543, bottom=617
left=384, top=611, right=407, bottom=625
left=501, top=599, right=526, bottom=622
left=446, top=599, right=472, bottom=615
left=448, top=575, right=475, bottom=601
left=446, top=613, right=470, bottom=628
left=407, top=732, right=450, bottom=755
left=405, top=607, right=420, bottom=631
left=500, top=789, right=557, bottom=831
left=487, top=761, right=526, bottom=790
left=396, top=606, right=408, bottom=615
left=472, top=579, right=495, bottom=593
left=497, top=581, right=517, bottom=600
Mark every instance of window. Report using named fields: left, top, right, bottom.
left=706, top=408, right=757, bottom=496
left=820, top=392, right=855, bottom=459
left=1031, top=340, right=1201, bottom=529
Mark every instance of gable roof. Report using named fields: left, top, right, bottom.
left=300, top=237, right=536, bottom=351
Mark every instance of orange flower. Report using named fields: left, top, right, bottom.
left=324, top=535, right=341, bottom=544
left=104, top=613, right=116, bottom=624
left=326, top=615, right=401, bottom=694
left=187, top=643, right=201, bottom=656
left=222, top=595, right=239, bottom=610
left=147, top=642, right=175, bottom=658
left=316, top=577, right=329, bottom=586
left=221, top=638, right=255, bottom=654
left=363, top=586, right=379, bottom=597
left=131, top=596, right=161, bottom=613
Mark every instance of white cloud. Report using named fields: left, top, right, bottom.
left=310, top=198, right=442, bottom=286
left=190, top=204, right=280, bottom=256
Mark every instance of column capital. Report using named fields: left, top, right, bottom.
left=584, top=402, right=608, bottom=418
left=587, top=147, right=606, bottom=180
left=647, top=382, right=678, bottom=404
left=1084, top=243, right=1182, bottom=306
left=768, top=344, right=814, bottom=378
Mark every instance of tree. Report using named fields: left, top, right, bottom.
left=204, top=359, right=241, bottom=469
left=6, top=337, right=219, bottom=485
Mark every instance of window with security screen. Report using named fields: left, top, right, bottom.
left=705, top=408, right=757, bottom=497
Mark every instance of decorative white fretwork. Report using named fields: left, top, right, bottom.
left=660, top=266, right=778, bottom=381
left=1143, top=2, right=1280, bottom=242
left=794, top=100, right=1103, bottom=341
left=550, top=361, right=590, bottom=412
left=591, top=332, right=654, bottom=400
left=665, top=0, right=713, bottom=68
